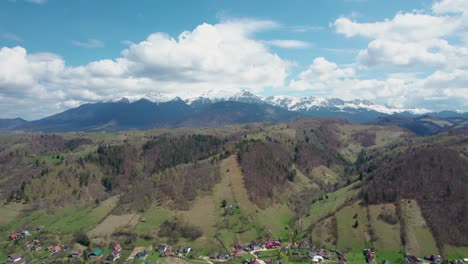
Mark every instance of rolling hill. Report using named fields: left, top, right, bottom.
left=0, top=118, right=466, bottom=263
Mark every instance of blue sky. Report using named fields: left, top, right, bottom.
left=1, top=0, right=467, bottom=119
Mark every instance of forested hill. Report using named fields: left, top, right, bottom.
left=0, top=119, right=467, bottom=262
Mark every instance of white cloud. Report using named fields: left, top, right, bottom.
left=432, top=0, right=468, bottom=14
left=289, top=57, right=355, bottom=91
left=333, top=0, right=468, bottom=71
left=265, top=40, right=312, bottom=48
left=333, top=13, right=461, bottom=42
left=287, top=57, right=468, bottom=111
left=357, top=39, right=463, bottom=68
left=0, top=20, right=291, bottom=119
left=72, top=39, right=105, bottom=49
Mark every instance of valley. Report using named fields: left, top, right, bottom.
left=0, top=119, right=467, bottom=263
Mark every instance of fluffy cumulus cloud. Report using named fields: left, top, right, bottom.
left=288, top=56, right=468, bottom=111
left=2, top=0, right=468, bottom=119
left=289, top=57, right=355, bottom=91
left=290, top=0, right=466, bottom=111
left=334, top=0, right=468, bottom=69
left=0, top=19, right=292, bottom=119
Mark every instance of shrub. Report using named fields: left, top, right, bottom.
left=74, top=230, right=90, bottom=247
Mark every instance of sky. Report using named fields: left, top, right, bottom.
left=1, top=0, right=468, bottom=120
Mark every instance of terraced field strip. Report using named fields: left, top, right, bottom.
left=400, top=199, right=438, bottom=257
left=335, top=200, right=371, bottom=250
left=368, top=203, right=402, bottom=252
left=88, top=213, right=140, bottom=237
left=0, top=203, right=26, bottom=226
left=303, top=181, right=360, bottom=227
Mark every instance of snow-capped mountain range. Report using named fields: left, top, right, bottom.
left=114, top=90, right=431, bottom=115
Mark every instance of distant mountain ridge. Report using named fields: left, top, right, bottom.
left=0, top=90, right=467, bottom=133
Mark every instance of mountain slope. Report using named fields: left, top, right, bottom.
left=0, top=119, right=467, bottom=262
left=1, top=90, right=467, bottom=133
left=357, top=133, right=468, bottom=247
left=372, top=115, right=468, bottom=136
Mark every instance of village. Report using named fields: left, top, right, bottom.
left=3, top=226, right=466, bottom=264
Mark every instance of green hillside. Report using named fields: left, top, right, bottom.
left=0, top=119, right=466, bottom=263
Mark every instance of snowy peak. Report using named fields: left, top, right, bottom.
left=144, top=93, right=181, bottom=104
left=264, top=95, right=331, bottom=111
left=112, top=90, right=431, bottom=115
left=110, top=97, right=130, bottom=104
left=227, top=90, right=265, bottom=104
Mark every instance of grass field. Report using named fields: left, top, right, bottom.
left=335, top=201, right=371, bottom=251
left=218, top=155, right=256, bottom=215
left=0, top=202, right=26, bottom=226
left=2, top=195, right=118, bottom=236
left=178, top=195, right=217, bottom=249
left=311, top=216, right=336, bottom=248
left=400, top=199, right=438, bottom=257
left=88, top=213, right=140, bottom=238
left=368, top=204, right=402, bottom=252
left=0, top=196, right=119, bottom=260
left=256, top=204, right=294, bottom=240
left=303, top=182, right=360, bottom=228
left=444, top=245, right=468, bottom=260
left=310, top=165, right=339, bottom=185
left=135, top=204, right=174, bottom=235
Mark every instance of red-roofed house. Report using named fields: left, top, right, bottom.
left=113, top=243, right=122, bottom=253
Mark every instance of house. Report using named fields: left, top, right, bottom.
left=160, top=247, right=174, bottom=257
left=113, top=243, right=122, bottom=253
left=135, top=251, right=148, bottom=260
left=157, top=244, right=168, bottom=252
left=339, top=254, right=348, bottom=264
left=250, top=241, right=261, bottom=250
left=312, top=255, right=324, bottom=263
left=108, top=250, right=120, bottom=262
left=318, top=249, right=331, bottom=260
left=70, top=251, right=82, bottom=258
left=88, top=249, right=103, bottom=258
left=26, top=239, right=41, bottom=251
left=299, top=241, right=310, bottom=249
left=180, top=246, right=191, bottom=254
left=50, top=245, right=62, bottom=255
left=9, top=233, right=18, bottom=240
left=265, top=241, right=281, bottom=249
left=235, top=242, right=243, bottom=250
left=363, top=249, right=376, bottom=264
left=23, top=240, right=33, bottom=248
left=217, top=252, right=230, bottom=260
left=31, top=245, right=42, bottom=252
left=6, top=254, right=24, bottom=263
left=249, top=259, right=264, bottom=264
left=243, top=243, right=253, bottom=252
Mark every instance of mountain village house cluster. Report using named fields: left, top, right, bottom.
left=5, top=225, right=467, bottom=264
